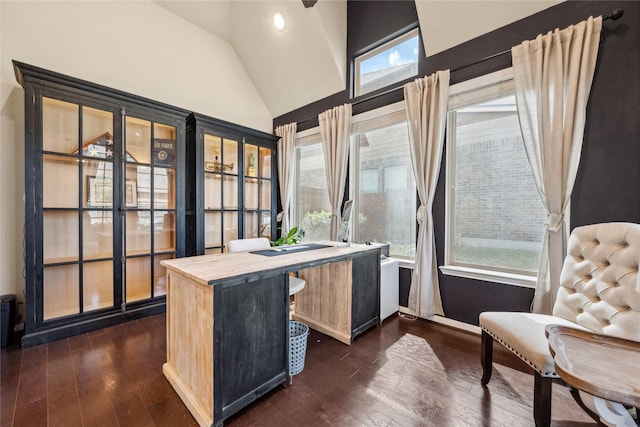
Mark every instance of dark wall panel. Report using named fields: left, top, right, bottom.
left=347, top=0, right=420, bottom=54
left=398, top=267, right=412, bottom=308
left=430, top=1, right=640, bottom=324
left=275, top=1, right=640, bottom=326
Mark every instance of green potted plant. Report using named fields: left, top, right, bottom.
left=271, top=226, right=305, bottom=247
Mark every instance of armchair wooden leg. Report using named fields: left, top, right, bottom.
left=481, top=330, right=493, bottom=385
left=534, top=372, right=552, bottom=427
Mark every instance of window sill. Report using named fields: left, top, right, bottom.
left=390, top=258, right=414, bottom=269
left=438, top=265, right=536, bottom=288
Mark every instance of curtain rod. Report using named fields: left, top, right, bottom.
left=450, top=9, right=624, bottom=74
left=292, top=9, right=624, bottom=128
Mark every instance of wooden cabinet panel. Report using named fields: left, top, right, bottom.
left=352, top=252, right=381, bottom=336
left=163, top=270, right=214, bottom=426
left=215, top=275, right=288, bottom=419
left=295, top=248, right=381, bottom=344
left=296, top=261, right=353, bottom=344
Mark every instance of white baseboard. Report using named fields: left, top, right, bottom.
left=398, top=306, right=480, bottom=335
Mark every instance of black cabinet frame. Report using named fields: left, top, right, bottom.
left=15, top=61, right=188, bottom=347
left=185, top=113, right=278, bottom=256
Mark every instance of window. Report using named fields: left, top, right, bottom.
left=442, top=69, right=547, bottom=286
left=293, top=132, right=331, bottom=242
left=292, top=102, right=417, bottom=259
left=354, top=27, right=419, bottom=97
left=350, top=102, right=416, bottom=259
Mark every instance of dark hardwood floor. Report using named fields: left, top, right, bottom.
left=1, top=313, right=596, bottom=427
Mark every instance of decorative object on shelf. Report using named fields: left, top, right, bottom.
left=77, top=132, right=144, bottom=162
left=205, top=145, right=233, bottom=172
left=271, top=226, right=305, bottom=247
left=125, top=180, right=137, bottom=207
left=247, top=151, right=256, bottom=176
left=86, top=175, right=113, bottom=208
left=153, top=138, right=176, bottom=166
left=79, top=132, right=114, bottom=158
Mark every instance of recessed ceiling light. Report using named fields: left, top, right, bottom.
left=273, top=12, right=286, bottom=31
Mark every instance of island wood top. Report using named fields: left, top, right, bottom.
left=161, top=243, right=380, bottom=286
left=546, top=324, right=640, bottom=408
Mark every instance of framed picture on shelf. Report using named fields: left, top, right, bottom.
left=86, top=175, right=113, bottom=208
left=125, top=180, right=137, bottom=208
left=153, top=138, right=176, bottom=166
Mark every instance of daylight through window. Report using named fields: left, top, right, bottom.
left=444, top=69, right=547, bottom=284
left=354, top=27, right=419, bottom=97
left=293, top=133, right=332, bottom=242
left=350, top=104, right=416, bottom=258
left=292, top=103, right=417, bottom=259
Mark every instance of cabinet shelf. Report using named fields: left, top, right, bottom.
left=204, top=171, right=238, bottom=177
left=82, top=301, right=114, bottom=312
left=43, top=256, right=80, bottom=265
left=43, top=307, right=80, bottom=321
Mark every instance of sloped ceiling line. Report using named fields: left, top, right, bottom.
left=154, top=1, right=564, bottom=119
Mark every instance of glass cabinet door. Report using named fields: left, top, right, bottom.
left=125, top=119, right=177, bottom=302
left=244, top=144, right=273, bottom=240
left=42, top=97, right=115, bottom=320
left=203, top=134, right=238, bottom=254
left=18, top=61, right=188, bottom=346
left=186, top=114, right=277, bottom=257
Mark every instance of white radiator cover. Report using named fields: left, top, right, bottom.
left=380, top=257, right=399, bottom=321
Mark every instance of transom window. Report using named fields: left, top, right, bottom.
left=353, top=27, right=419, bottom=97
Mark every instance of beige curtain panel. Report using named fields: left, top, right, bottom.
left=512, top=16, right=602, bottom=314
left=275, top=122, right=297, bottom=234
left=319, top=104, right=352, bottom=241
left=404, top=70, right=450, bottom=318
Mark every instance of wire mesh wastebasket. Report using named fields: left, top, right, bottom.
left=289, top=320, right=309, bottom=376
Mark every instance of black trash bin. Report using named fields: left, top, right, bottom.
left=1, top=294, right=16, bottom=348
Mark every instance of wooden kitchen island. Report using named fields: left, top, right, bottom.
left=161, top=243, right=381, bottom=427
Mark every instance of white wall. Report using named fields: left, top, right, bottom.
left=416, top=1, right=563, bottom=56
left=230, top=1, right=346, bottom=117
left=0, top=1, right=273, bottom=302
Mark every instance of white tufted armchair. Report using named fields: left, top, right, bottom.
left=479, top=222, right=640, bottom=427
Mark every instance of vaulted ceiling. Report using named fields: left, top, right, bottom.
left=154, top=0, right=562, bottom=118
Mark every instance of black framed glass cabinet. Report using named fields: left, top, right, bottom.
left=15, top=61, right=186, bottom=346
left=185, top=113, right=278, bottom=256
